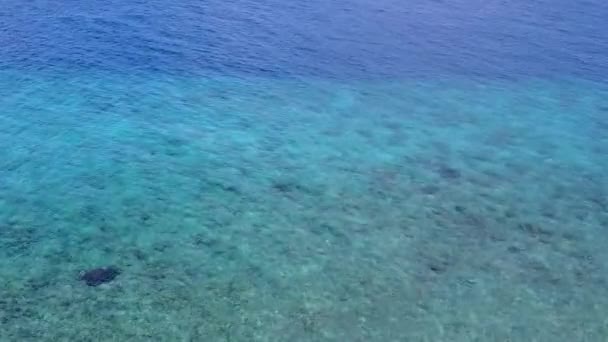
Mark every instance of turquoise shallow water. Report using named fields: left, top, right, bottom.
left=1, top=71, right=607, bottom=340
left=2, top=0, right=608, bottom=340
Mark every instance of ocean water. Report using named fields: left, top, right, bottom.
left=1, top=0, right=608, bottom=341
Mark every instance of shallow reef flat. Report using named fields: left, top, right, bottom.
left=0, top=73, right=607, bottom=341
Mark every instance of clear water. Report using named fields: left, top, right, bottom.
left=1, top=1, right=608, bottom=341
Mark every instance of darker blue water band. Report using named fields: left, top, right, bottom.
left=1, top=0, right=607, bottom=81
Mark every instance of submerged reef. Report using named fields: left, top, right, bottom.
left=79, top=266, right=121, bottom=286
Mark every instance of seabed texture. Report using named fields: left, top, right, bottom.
left=1, top=72, right=607, bottom=341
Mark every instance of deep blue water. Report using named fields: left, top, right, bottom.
left=1, top=0, right=608, bottom=340
left=1, top=0, right=607, bottom=80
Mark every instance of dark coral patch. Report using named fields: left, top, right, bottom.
left=437, top=165, right=461, bottom=180
left=80, top=266, right=121, bottom=286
